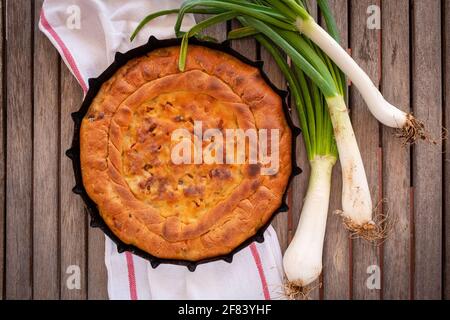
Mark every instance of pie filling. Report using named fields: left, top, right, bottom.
left=122, top=91, right=243, bottom=224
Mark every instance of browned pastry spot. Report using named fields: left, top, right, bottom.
left=80, top=46, right=292, bottom=261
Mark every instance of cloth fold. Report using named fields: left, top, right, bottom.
left=39, top=0, right=285, bottom=300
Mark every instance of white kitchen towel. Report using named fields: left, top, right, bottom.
left=39, top=0, right=286, bottom=300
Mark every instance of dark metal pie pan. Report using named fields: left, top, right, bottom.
left=66, top=36, right=301, bottom=271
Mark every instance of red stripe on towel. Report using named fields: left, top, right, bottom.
left=250, top=243, right=271, bottom=300
left=40, top=9, right=88, bottom=93
left=125, top=252, right=138, bottom=300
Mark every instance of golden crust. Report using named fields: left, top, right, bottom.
left=80, top=46, right=292, bottom=261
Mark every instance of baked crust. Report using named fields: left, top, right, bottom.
left=80, top=46, right=292, bottom=261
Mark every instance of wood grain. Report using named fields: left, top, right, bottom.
left=195, top=14, right=227, bottom=43
left=289, top=97, right=310, bottom=254
left=0, top=0, right=4, bottom=300
left=88, top=227, right=107, bottom=299
left=60, top=64, right=87, bottom=300
left=32, top=0, right=60, bottom=300
left=411, top=0, right=443, bottom=300
left=321, top=0, right=351, bottom=300
left=230, top=20, right=256, bottom=61
left=381, top=0, right=412, bottom=300
left=306, top=0, right=318, bottom=21
left=445, top=0, right=450, bottom=301
left=349, top=0, right=382, bottom=300
left=5, top=0, right=33, bottom=299
left=260, top=39, right=289, bottom=254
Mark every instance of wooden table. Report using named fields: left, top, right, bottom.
left=1, top=0, right=448, bottom=300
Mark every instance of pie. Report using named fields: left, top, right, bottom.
left=80, top=45, right=292, bottom=261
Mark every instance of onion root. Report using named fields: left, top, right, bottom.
left=396, top=114, right=437, bottom=146
left=335, top=200, right=394, bottom=244
left=284, top=280, right=322, bottom=300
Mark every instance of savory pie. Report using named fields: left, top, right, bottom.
left=80, top=45, right=292, bottom=261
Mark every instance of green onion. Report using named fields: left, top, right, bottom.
left=227, top=26, right=259, bottom=40
left=179, top=11, right=238, bottom=71
left=130, top=8, right=227, bottom=42
left=175, top=0, right=297, bottom=36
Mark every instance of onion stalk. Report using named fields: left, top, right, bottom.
left=284, top=154, right=335, bottom=296
left=255, top=34, right=337, bottom=295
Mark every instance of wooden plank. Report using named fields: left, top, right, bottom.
left=306, top=0, right=318, bottom=22
left=289, top=101, right=310, bottom=252
left=32, top=0, right=60, bottom=300
left=321, top=0, right=351, bottom=301
left=230, top=20, right=256, bottom=61
left=381, top=0, right=411, bottom=300
left=349, top=0, right=382, bottom=300
left=60, top=63, right=87, bottom=299
left=411, top=0, right=442, bottom=300
left=5, top=0, right=33, bottom=299
left=445, top=0, right=450, bottom=301
left=195, top=14, right=227, bottom=43
left=260, top=43, right=289, bottom=254
left=0, top=0, right=4, bottom=300
left=88, top=227, right=108, bottom=299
